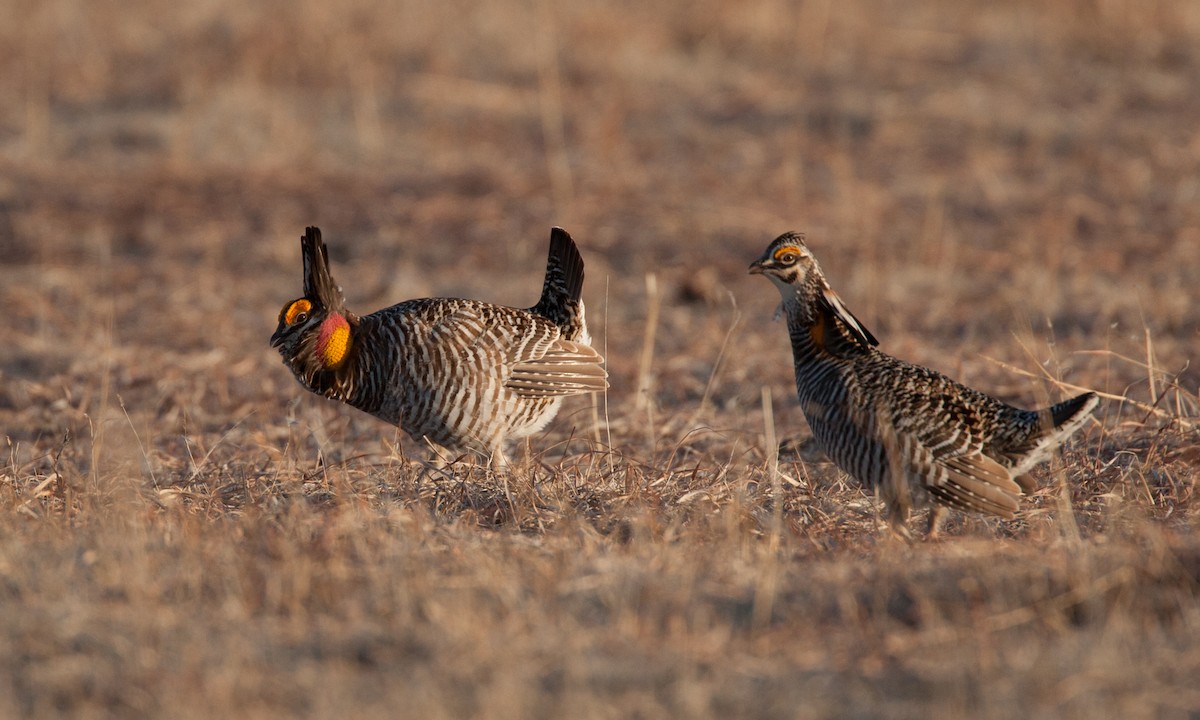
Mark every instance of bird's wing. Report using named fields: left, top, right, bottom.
left=507, top=339, right=609, bottom=397
left=416, top=302, right=607, bottom=398
left=884, top=391, right=1022, bottom=518
left=913, top=444, right=1021, bottom=518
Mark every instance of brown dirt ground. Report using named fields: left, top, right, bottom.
left=2, top=0, right=1199, bottom=718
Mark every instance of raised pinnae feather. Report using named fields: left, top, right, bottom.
left=301, top=226, right=347, bottom=311
left=819, top=286, right=878, bottom=348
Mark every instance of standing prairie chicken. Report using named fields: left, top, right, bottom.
left=750, top=232, right=1098, bottom=537
left=270, top=226, right=608, bottom=468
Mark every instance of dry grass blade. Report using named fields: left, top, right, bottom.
left=982, top=353, right=1197, bottom=431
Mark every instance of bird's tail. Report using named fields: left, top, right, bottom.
left=1009, top=391, right=1099, bottom=478
left=532, top=227, right=588, bottom=339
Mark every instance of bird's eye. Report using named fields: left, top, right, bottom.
left=283, top=299, right=314, bottom=326
left=778, top=252, right=797, bottom=265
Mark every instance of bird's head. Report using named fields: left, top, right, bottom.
left=270, top=227, right=355, bottom=377
left=748, top=231, right=824, bottom=301
left=749, top=231, right=878, bottom=347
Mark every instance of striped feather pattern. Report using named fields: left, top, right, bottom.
left=751, top=232, right=1098, bottom=535
left=272, top=227, right=607, bottom=467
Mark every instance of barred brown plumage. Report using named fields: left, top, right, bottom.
left=750, top=231, right=1098, bottom=538
left=271, top=226, right=608, bottom=468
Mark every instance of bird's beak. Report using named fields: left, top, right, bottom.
left=748, top=258, right=769, bottom=275
left=269, top=326, right=286, bottom=348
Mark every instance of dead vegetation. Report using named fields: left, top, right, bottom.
left=2, top=0, right=1200, bottom=717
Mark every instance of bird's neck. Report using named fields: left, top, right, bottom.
left=783, top=298, right=868, bottom=364
left=301, top=312, right=363, bottom=402
left=315, top=313, right=353, bottom=370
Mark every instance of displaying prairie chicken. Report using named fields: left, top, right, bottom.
left=750, top=232, right=1098, bottom=537
left=271, top=226, right=608, bottom=468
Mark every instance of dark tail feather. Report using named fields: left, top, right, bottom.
left=1049, top=392, right=1099, bottom=429
left=1008, top=388, right=1099, bottom=484
left=1002, top=391, right=1099, bottom=486
left=536, top=227, right=585, bottom=310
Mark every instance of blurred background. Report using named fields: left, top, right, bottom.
left=2, top=0, right=1199, bottom=478
left=3, top=0, right=1199, bottom=476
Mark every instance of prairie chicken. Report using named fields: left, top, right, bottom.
left=271, top=226, right=608, bottom=468
left=750, top=232, right=1098, bottom=537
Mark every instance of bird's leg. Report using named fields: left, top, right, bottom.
left=925, top=505, right=947, bottom=541
left=887, top=510, right=916, bottom=544
left=521, top=437, right=533, bottom=471
left=488, top=441, right=522, bottom=525
left=881, top=471, right=915, bottom=543
left=882, top=493, right=916, bottom=544
left=489, top=444, right=510, bottom=473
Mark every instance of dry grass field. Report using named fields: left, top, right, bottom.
left=3, top=0, right=1200, bottom=717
